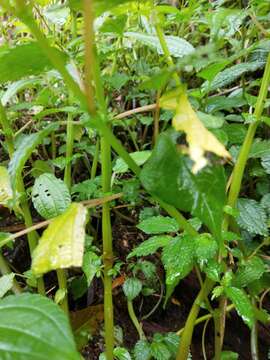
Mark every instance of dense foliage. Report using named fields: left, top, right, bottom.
left=0, top=0, right=270, bottom=359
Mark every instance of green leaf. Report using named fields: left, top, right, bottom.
left=249, top=140, right=270, bottom=159
left=32, top=203, right=87, bottom=275
left=0, top=166, right=13, bottom=207
left=225, top=287, right=255, bottom=329
left=197, top=111, right=224, bottom=129
left=1, top=78, right=42, bottom=106
left=150, top=341, right=171, bottom=360
left=134, top=340, right=151, bottom=360
left=0, top=273, right=15, bottom=298
left=113, top=347, right=132, bottom=360
left=113, top=151, right=151, bottom=174
left=69, top=0, right=133, bottom=15
left=233, top=256, right=265, bottom=288
left=82, top=251, right=101, bottom=286
left=261, top=154, right=270, bottom=174
left=124, top=32, right=194, bottom=58
left=123, top=278, right=142, bottom=301
left=162, top=235, right=194, bottom=285
left=237, top=198, right=268, bottom=236
left=163, top=332, right=180, bottom=357
left=32, top=173, right=71, bottom=220
left=0, top=42, right=66, bottom=84
left=137, top=216, right=179, bottom=234
left=0, top=293, right=80, bottom=359
left=128, top=235, right=172, bottom=258
left=195, top=234, right=218, bottom=263
left=140, top=133, right=227, bottom=238
left=221, top=351, right=239, bottom=360
left=8, top=124, right=58, bottom=191
left=204, top=61, right=265, bottom=92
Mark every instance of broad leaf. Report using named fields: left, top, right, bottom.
left=0, top=42, right=66, bottom=84
left=32, top=203, right=87, bottom=275
left=82, top=251, right=101, bottom=286
left=113, top=347, right=132, bottom=360
left=0, top=293, right=80, bottom=359
left=1, top=78, right=42, bottom=106
left=195, top=234, right=218, bottom=263
left=233, top=256, right=265, bottom=288
left=162, top=235, right=194, bottom=285
left=140, top=133, right=227, bottom=239
left=237, top=198, right=268, bottom=236
left=134, top=340, right=151, bottom=360
left=8, top=124, right=58, bottom=191
left=0, top=273, right=15, bottom=298
left=32, top=173, right=71, bottom=219
left=113, top=150, right=151, bottom=174
left=124, top=32, right=194, bottom=58
left=225, top=287, right=255, bottom=329
left=69, top=0, right=133, bottom=15
left=160, top=90, right=231, bottom=173
left=0, top=166, right=13, bottom=207
left=128, top=235, right=172, bottom=258
left=123, top=278, right=142, bottom=301
left=137, top=216, right=179, bottom=234
left=150, top=341, right=171, bottom=360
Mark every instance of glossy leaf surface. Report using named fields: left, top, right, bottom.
left=0, top=293, right=80, bottom=359
left=140, top=133, right=227, bottom=239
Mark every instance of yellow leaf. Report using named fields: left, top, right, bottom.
left=32, top=203, right=88, bottom=275
left=0, top=166, right=13, bottom=207
left=160, top=90, right=231, bottom=173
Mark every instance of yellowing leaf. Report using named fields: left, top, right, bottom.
left=160, top=90, right=231, bottom=173
left=32, top=203, right=88, bottom=275
left=0, top=166, right=13, bottom=207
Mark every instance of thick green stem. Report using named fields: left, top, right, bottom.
left=216, top=53, right=270, bottom=358
left=56, top=268, right=69, bottom=314
left=176, top=278, right=214, bottom=360
left=127, top=300, right=145, bottom=340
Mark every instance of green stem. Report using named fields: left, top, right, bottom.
left=91, top=137, right=100, bottom=179
left=216, top=52, right=270, bottom=358
left=250, top=299, right=259, bottom=360
left=127, top=300, right=145, bottom=340
left=56, top=268, right=69, bottom=314
left=83, top=1, right=114, bottom=358
left=225, top=52, right=270, bottom=215
left=64, top=112, right=74, bottom=190
left=176, top=278, right=214, bottom=360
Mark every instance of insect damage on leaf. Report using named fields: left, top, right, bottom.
left=32, top=203, right=88, bottom=275
left=160, top=89, right=231, bottom=173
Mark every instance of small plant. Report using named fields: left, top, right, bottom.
left=0, top=0, right=269, bottom=359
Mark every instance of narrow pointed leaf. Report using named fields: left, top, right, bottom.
left=32, top=203, right=87, bottom=275
left=8, top=124, right=58, bottom=191
left=128, top=235, right=172, bottom=258
left=225, top=287, right=255, bottom=329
